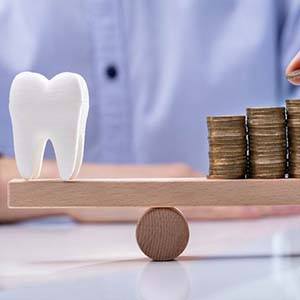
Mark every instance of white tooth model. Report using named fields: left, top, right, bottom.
left=9, top=72, right=89, bottom=181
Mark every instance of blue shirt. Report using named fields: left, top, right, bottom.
left=1, top=0, right=300, bottom=172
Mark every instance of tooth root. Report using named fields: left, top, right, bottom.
left=52, top=134, right=79, bottom=181
left=71, top=104, right=89, bottom=179
left=13, top=131, right=46, bottom=179
left=71, top=134, right=84, bottom=179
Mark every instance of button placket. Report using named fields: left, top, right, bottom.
left=87, top=0, right=132, bottom=162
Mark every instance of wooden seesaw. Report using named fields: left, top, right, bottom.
left=7, top=177, right=300, bottom=261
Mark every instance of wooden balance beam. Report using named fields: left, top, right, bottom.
left=8, top=177, right=300, bottom=208
left=8, top=177, right=300, bottom=261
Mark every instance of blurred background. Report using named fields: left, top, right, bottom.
left=1, top=0, right=300, bottom=174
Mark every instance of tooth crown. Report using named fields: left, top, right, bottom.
left=9, top=72, right=89, bottom=181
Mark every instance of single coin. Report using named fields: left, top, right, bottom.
left=287, top=119, right=300, bottom=126
left=286, top=98, right=300, bottom=105
left=248, top=174, right=285, bottom=179
left=247, top=113, right=285, bottom=118
left=209, top=140, right=246, bottom=146
left=249, top=168, right=286, bottom=174
left=286, top=108, right=300, bottom=113
left=209, top=149, right=247, bottom=154
left=247, top=120, right=285, bottom=127
left=288, top=174, right=300, bottom=178
left=250, top=154, right=286, bottom=160
left=207, top=121, right=245, bottom=127
left=286, top=70, right=300, bottom=81
left=209, top=163, right=246, bottom=169
left=249, top=144, right=287, bottom=151
left=208, top=174, right=245, bottom=179
left=247, top=107, right=285, bottom=113
left=209, top=168, right=246, bottom=174
left=288, top=143, right=300, bottom=150
left=209, top=165, right=246, bottom=172
left=249, top=142, right=287, bottom=147
left=208, top=131, right=246, bottom=136
left=209, top=156, right=247, bottom=161
left=207, top=115, right=245, bottom=122
left=208, top=135, right=246, bottom=140
left=249, top=166, right=286, bottom=171
left=248, top=122, right=286, bottom=127
left=288, top=138, right=300, bottom=144
left=248, top=129, right=286, bottom=135
left=249, top=169, right=286, bottom=175
left=249, top=136, right=287, bottom=142
left=288, top=150, right=300, bottom=156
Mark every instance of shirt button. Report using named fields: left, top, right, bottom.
left=105, top=65, right=118, bottom=80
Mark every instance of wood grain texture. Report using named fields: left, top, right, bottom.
left=136, top=207, right=189, bottom=261
left=8, top=177, right=300, bottom=208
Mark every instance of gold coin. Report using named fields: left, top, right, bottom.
left=287, top=119, right=300, bottom=126
left=207, top=115, right=245, bottom=122
left=209, top=137, right=246, bottom=142
left=286, top=99, right=300, bottom=106
left=209, top=162, right=246, bottom=168
left=248, top=128, right=286, bottom=134
left=207, top=119, right=245, bottom=125
left=208, top=133, right=246, bottom=139
left=209, top=171, right=246, bottom=177
left=248, top=174, right=285, bottom=179
left=249, top=146, right=286, bottom=151
left=248, top=167, right=285, bottom=171
left=288, top=127, right=300, bottom=132
left=249, top=137, right=286, bottom=142
left=247, top=121, right=285, bottom=127
left=208, top=133, right=246, bottom=138
left=209, top=146, right=246, bottom=151
left=249, top=139, right=286, bottom=145
left=210, top=142, right=247, bottom=147
left=210, top=153, right=247, bottom=159
left=209, top=164, right=246, bottom=170
left=286, top=111, right=300, bottom=116
left=209, top=166, right=246, bottom=173
left=208, top=174, right=245, bottom=179
left=250, top=154, right=285, bottom=160
left=247, top=107, right=285, bottom=114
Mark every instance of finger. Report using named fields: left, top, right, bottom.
left=286, top=51, right=300, bottom=85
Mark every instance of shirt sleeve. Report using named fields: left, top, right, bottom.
left=280, top=0, right=300, bottom=99
left=0, top=2, right=16, bottom=158
left=0, top=80, right=14, bottom=158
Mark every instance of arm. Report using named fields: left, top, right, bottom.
left=0, top=156, right=64, bottom=223
left=0, top=156, right=200, bottom=223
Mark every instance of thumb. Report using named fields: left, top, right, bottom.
left=286, top=50, right=300, bottom=85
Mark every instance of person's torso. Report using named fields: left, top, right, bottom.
left=0, top=0, right=286, bottom=172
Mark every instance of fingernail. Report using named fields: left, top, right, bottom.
left=286, top=69, right=300, bottom=80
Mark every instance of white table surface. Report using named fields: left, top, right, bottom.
left=1, top=215, right=300, bottom=299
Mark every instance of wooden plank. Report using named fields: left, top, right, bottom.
left=8, top=177, right=300, bottom=208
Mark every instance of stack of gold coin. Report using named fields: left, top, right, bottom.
left=207, top=116, right=247, bottom=179
left=286, top=99, right=300, bottom=177
left=247, top=107, right=287, bottom=178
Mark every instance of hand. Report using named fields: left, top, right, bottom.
left=286, top=50, right=300, bottom=85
